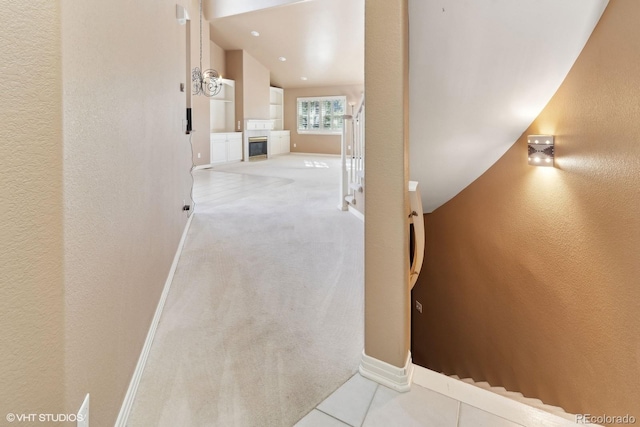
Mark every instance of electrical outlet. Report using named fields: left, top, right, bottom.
left=237, top=121, right=241, bottom=130
left=293, top=144, right=297, bottom=148
left=415, top=300, right=423, bottom=313
left=197, top=153, right=201, bottom=159
left=77, top=394, right=89, bottom=427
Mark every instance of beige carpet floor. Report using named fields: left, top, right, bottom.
left=127, top=154, right=364, bottom=426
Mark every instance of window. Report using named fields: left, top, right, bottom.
left=297, top=96, right=346, bottom=134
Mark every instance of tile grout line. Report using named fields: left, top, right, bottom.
left=315, top=408, right=356, bottom=427
left=303, top=372, right=358, bottom=427
left=359, top=384, right=380, bottom=427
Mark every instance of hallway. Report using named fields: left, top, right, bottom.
left=127, top=155, right=364, bottom=426
left=123, top=154, right=583, bottom=426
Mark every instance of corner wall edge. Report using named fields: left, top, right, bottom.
left=359, top=350, right=414, bottom=392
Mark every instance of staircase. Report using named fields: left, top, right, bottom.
left=411, top=365, right=595, bottom=426
left=449, top=375, right=575, bottom=422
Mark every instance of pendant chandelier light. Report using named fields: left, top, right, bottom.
left=192, top=0, right=222, bottom=97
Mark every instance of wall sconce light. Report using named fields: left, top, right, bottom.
left=528, top=135, right=554, bottom=166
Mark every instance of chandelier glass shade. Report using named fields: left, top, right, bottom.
left=192, top=67, right=222, bottom=97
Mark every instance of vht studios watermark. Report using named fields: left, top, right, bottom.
left=577, top=413, right=636, bottom=425
left=5, top=413, right=86, bottom=423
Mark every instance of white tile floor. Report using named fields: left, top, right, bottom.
left=296, top=373, right=520, bottom=427
left=295, top=371, right=583, bottom=427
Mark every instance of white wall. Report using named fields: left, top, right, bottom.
left=1, top=2, right=198, bottom=423
left=61, top=0, right=193, bottom=424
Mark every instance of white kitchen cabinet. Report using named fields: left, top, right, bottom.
left=270, top=130, right=290, bottom=156
left=210, top=132, right=243, bottom=164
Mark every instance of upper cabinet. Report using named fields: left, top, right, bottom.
left=270, top=87, right=284, bottom=131
left=210, top=78, right=236, bottom=132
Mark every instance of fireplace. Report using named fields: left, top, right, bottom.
left=243, top=120, right=274, bottom=161
left=248, top=136, right=268, bottom=160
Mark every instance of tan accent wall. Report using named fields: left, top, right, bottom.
left=210, top=40, right=226, bottom=77
left=364, top=0, right=410, bottom=368
left=412, top=0, right=640, bottom=416
left=226, top=50, right=244, bottom=130
left=60, top=0, right=193, bottom=424
left=0, top=0, right=65, bottom=417
left=224, top=50, right=270, bottom=130
left=284, top=85, right=364, bottom=155
left=242, top=51, right=270, bottom=121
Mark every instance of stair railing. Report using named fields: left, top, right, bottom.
left=340, top=94, right=365, bottom=211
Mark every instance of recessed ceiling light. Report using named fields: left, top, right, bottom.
left=300, top=76, right=308, bottom=81
left=250, top=31, right=260, bottom=37
left=278, top=56, right=287, bottom=62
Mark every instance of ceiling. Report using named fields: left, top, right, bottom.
left=207, top=0, right=364, bottom=89
left=409, top=0, right=608, bottom=212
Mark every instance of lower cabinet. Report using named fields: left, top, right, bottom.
left=210, top=138, right=227, bottom=164
left=270, top=130, right=290, bottom=156
left=210, top=132, right=243, bottom=164
left=227, top=133, right=242, bottom=161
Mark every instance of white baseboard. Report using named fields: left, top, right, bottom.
left=411, top=365, right=580, bottom=426
left=114, top=213, right=195, bottom=427
left=359, top=351, right=414, bottom=392
left=289, top=152, right=341, bottom=157
left=348, top=205, right=364, bottom=222
left=193, top=164, right=212, bottom=170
